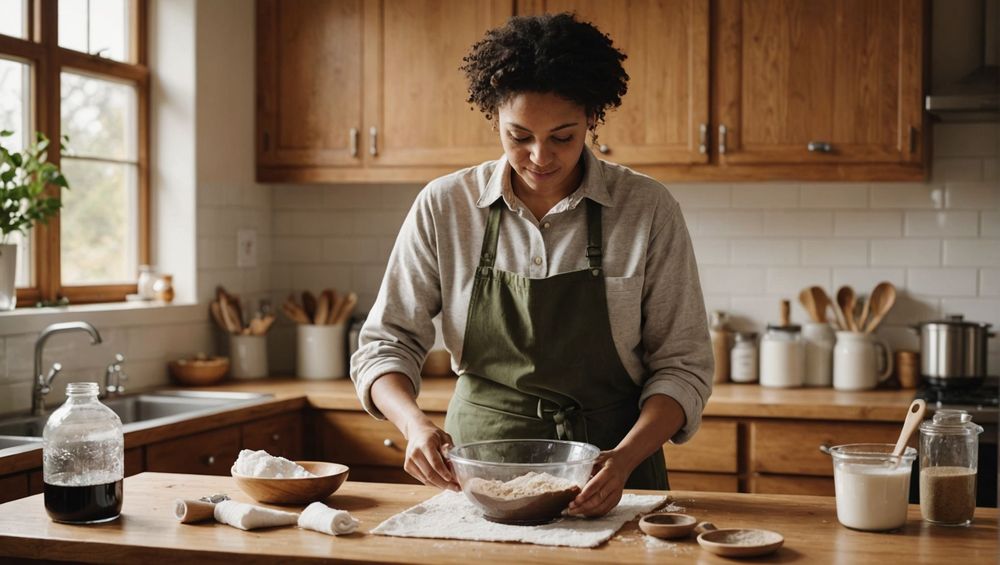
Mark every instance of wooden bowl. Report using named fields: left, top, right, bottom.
left=695, top=522, right=784, bottom=557
left=639, top=512, right=698, bottom=539
left=231, top=461, right=350, bottom=505
left=168, top=356, right=229, bottom=386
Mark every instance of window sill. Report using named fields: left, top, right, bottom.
left=0, top=301, right=207, bottom=336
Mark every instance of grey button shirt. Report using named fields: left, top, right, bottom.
left=350, top=147, right=714, bottom=443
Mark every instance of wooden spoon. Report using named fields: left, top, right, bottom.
left=864, top=281, right=897, bottom=334
left=857, top=294, right=872, bottom=333
left=809, top=286, right=831, bottom=324
left=799, top=288, right=822, bottom=323
left=302, top=291, right=318, bottom=323
left=892, top=399, right=927, bottom=457
left=836, top=286, right=858, bottom=331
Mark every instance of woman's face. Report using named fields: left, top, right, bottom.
left=497, top=92, right=591, bottom=199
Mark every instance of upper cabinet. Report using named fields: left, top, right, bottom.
left=256, top=0, right=927, bottom=183
left=714, top=0, right=925, bottom=173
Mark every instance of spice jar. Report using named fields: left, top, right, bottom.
left=730, top=332, right=758, bottom=383
left=918, top=410, right=983, bottom=526
left=43, top=382, right=124, bottom=524
left=709, top=311, right=732, bottom=384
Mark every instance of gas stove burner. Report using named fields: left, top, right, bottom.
left=915, top=375, right=999, bottom=410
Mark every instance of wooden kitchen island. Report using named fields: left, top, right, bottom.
left=0, top=473, right=995, bottom=564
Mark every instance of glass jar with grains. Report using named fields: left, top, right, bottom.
left=918, top=410, right=983, bottom=526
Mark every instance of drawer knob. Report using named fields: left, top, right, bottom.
left=271, top=433, right=281, bottom=441
left=203, top=455, right=216, bottom=466
left=598, top=144, right=610, bottom=154
left=383, top=438, right=396, bottom=448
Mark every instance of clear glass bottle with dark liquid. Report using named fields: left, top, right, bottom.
left=43, top=382, right=124, bottom=523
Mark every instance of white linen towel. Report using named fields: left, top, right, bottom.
left=213, top=500, right=299, bottom=531
left=297, top=502, right=360, bottom=535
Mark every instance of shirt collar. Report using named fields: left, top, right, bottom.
left=475, top=146, right=613, bottom=209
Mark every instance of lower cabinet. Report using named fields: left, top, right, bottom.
left=242, top=411, right=303, bottom=460
left=0, top=472, right=29, bottom=504
left=146, top=425, right=242, bottom=476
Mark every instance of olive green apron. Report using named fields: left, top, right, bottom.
left=445, top=197, right=668, bottom=490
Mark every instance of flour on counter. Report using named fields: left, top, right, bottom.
left=233, top=449, right=314, bottom=478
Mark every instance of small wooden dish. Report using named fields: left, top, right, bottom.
left=696, top=522, right=784, bottom=558
left=232, top=461, right=350, bottom=505
left=639, top=512, right=698, bottom=539
left=168, top=356, right=230, bottom=386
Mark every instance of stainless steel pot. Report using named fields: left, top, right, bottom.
left=912, top=315, right=995, bottom=384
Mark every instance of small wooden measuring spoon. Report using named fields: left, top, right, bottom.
left=696, top=522, right=784, bottom=557
left=638, top=512, right=698, bottom=539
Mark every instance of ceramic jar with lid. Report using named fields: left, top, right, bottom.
left=802, top=322, right=835, bottom=387
left=759, top=324, right=805, bottom=388
left=730, top=332, right=758, bottom=383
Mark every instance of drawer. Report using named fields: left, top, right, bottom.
left=749, top=473, right=835, bottom=497
left=663, top=419, right=739, bottom=473
left=146, top=425, right=241, bottom=476
left=0, top=472, right=29, bottom=504
left=669, top=471, right=739, bottom=493
left=315, top=411, right=446, bottom=467
left=749, top=420, right=900, bottom=476
left=242, top=412, right=303, bottom=460
left=347, top=465, right=421, bottom=485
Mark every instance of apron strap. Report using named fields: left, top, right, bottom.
left=478, top=200, right=504, bottom=270
left=585, top=200, right=603, bottom=272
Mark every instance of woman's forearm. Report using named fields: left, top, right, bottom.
left=370, top=372, right=434, bottom=440
left=613, top=394, right=686, bottom=471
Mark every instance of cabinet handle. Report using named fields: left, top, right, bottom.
left=718, top=124, right=728, bottom=155
left=369, top=126, right=378, bottom=156
left=203, top=455, right=216, bottom=466
left=349, top=128, right=359, bottom=157
left=383, top=438, right=396, bottom=448
left=698, top=123, right=708, bottom=154
left=271, top=433, right=281, bottom=442
left=807, top=141, right=833, bottom=153
left=598, top=144, right=610, bottom=155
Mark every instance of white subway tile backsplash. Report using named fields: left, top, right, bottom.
left=869, top=183, right=944, bottom=209
left=273, top=237, right=325, bottom=264
left=351, top=210, right=410, bottom=236
left=982, top=269, right=1000, bottom=296
left=380, top=185, right=424, bottom=210
left=832, top=268, right=906, bottom=293
left=667, top=183, right=731, bottom=209
left=904, top=211, right=980, bottom=237
left=931, top=158, right=983, bottom=183
left=731, top=239, right=799, bottom=265
left=882, top=293, right=940, bottom=326
left=323, top=184, right=385, bottom=210
left=323, top=237, right=383, bottom=264
left=946, top=182, right=1000, bottom=209
left=731, top=184, right=799, bottom=208
left=700, top=267, right=766, bottom=295
left=0, top=381, right=32, bottom=415
left=729, top=296, right=790, bottom=330
left=691, top=239, right=730, bottom=265
left=906, top=268, right=978, bottom=296
left=943, top=240, right=1000, bottom=266
left=696, top=211, right=763, bottom=236
left=273, top=210, right=354, bottom=237
left=933, top=123, right=999, bottom=158
left=940, top=298, right=1000, bottom=327
left=288, top=265, right=353, bottom=294
left=762, top=211, right=833, bottom=237
left=870, top=239, right=941, bottom=266
left=765, top=267, right=831, bottom=294
left=197, top=237, right=237, bottom=269
left=272, top=185, right=326, bottom=210
left=801, top=240, right=867, bottom=266
left=983, top=212, right=1000, bottom=236
left=799, top=184, right=869, bottom=209
left=834, top=211, right=903, bottom=237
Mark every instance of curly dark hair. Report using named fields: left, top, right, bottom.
left=460, top=13, right=629, bottom=140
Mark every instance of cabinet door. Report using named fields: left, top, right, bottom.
left=257, top=0, right=365, bottom=168
left=663, top=419, right=739, bottom=473
left=715, top=0, right=924, bottom=165
left=0, top=473, right=29, bottom=504
left=242, top=412, right=303, bottom=461
left=363, top=0, right=512, bottom=167
left=314, top=410, right=446, bottom=467
left=146, top=426, right=242, bottom=476
left=522, top=0, right=710, bottom=165
left=749, top=420, right=900, bottom=476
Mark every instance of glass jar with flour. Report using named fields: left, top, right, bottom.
left=919, top=410, right=983, bottom=526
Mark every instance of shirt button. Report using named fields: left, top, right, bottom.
left=533, top=256, right=543, bottom=265
left=542, top=222, right=551, bottom=229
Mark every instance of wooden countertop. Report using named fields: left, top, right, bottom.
left=0, top=473, right=994, bottom=564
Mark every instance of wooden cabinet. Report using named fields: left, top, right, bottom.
left=0, top=473, right=29, bottom=505
left=749, top=420, right=900, bottom=476
left=146, top=426, right=242, bottom=476
left=714, top=0, right=925, bottom=172
left=241, top=412, right=303, bottom=461
left=520, top=0, right=710, bottom=166
left=663, top=419, right=739, bottom=474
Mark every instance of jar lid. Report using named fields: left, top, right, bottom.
left=918, top=314, right=992, bottom=329
left=919, top=409, right=985, bottom=436
left=766, top=324, right=801, bottom=333
left=734, top=332, right=758, bottom=342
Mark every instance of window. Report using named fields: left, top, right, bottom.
left=0, top=0, right=148, bottom=305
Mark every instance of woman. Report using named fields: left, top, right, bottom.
left=351, top=12, right=712, bottom=518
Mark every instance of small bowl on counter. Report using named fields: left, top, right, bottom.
left=232, top=461, right=350, bottom=505
left=168, top=355, right=230, bottom=386
left=447, top=439, right=599, bottom=525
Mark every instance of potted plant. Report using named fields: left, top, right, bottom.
left=0, top=130, right=68, bottom=310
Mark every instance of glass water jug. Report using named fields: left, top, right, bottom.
left=42, top=382, right=124, bottom=523
left=918, top=409, right=983, bottom=526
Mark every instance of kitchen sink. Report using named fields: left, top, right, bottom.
left=0, top=390, right=273, bottom=444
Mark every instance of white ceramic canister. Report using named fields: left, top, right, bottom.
left=801, top=322, right=835, bottom=387
left=833, top=331, right=893, bottom=391
left=229, top=334, right=268, bottom=379
left=297, top=323, right=348, bottom=379
left=759, top=324, right=805, bottom=388
left=730, top=332, right=758, bottom=383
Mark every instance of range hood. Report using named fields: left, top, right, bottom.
left=925, top=0, right=1000, bottom=121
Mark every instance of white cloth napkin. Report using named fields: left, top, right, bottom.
left=371, top=490, right=667, bottom=548
left=297, top=502, right=360, bottom=535
left=213, top=500, right=300, bottom=531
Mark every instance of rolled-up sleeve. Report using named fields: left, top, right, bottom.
left=638, top=198, right=714, bottom=444
left=350, top=186, right=442, bottom=419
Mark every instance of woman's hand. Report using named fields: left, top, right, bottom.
left=565, top=450, right=631, bottom=517
left=403, top=419, right=461, bottom=491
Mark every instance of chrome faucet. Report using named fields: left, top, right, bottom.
left=32, top=321, right=103, bottom=416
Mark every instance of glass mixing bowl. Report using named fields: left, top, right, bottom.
left=447, top=439, right=600, bottom=525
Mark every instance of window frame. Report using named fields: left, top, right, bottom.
left=1, top=0, right=149, bottom=306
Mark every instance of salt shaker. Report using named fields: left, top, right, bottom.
left=919, top=410, right=983, bottom=526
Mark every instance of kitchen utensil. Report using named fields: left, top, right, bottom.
left=210, top=301, right=232, bottom=334
left=695, top=521, right=783, bottom=557
left=217, top=286, right=244, bottom=327
left=315, top=291, right=331, bottom=325
left=911, top=315, right=995, bottom=386
left=836, top=286, right=858, bottom=331
left=282, top=296, right=311, bottom=325
left=779, top=299, right=790, bottom=326
left=219, top=294, right=243, bottom=334
left=332, top=292, right=358, bottom=325
left=809, top=286, right=831, bottom=324
left=892, top=399, right=927, bottom=457
left=833, top=331, right=893, bottom=391
left=639, top=512, right=698, bottom=539
left=857, top=294, right=872, bottom=333
left=302, top=291, right=318, bottom=323
left=863, top=282, right=896, bottom=334
left=446, top=439, right=599, bottom=525
left=168, top=356, right=230, bottom=386
left=799, top=288, right=823, bottom=323
left=828, top=443, right=916, bottom=531
left=231, top=461, right=350, bottom=505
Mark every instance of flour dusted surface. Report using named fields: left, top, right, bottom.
left=233, top=449, right=314, bottom=478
